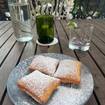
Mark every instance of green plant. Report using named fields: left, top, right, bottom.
left=71, top=0, right=101, bottom=19
left=67, top=20, right=77, bottom=29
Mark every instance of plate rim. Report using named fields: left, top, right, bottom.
left=7, top=53, right=94, bottom=105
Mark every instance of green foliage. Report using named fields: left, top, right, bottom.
left=67, top=20, right=77, bottom=29
left=71, top=0, right=102, bottom=19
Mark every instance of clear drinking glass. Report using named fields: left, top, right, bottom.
left=69, top=23, right=94, bottom=51
left=8, top=0, right=33, bottom=42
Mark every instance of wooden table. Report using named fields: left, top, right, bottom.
left=0, top=20, right=105, bottom=105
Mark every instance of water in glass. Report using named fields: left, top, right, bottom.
left=69, top=23, right=94, bottom=51
left=9, top=3, right=33, bottom=42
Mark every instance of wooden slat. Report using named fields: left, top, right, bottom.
left=0, top=22, right=12, bottom=37
left=93, top=20, right=105, bottom=30
left=92, top=35, right=105, bottom=55
left=0, top=42, right=25, bottom=101
left=0, top=22, right=10, bottom=30
left=36, top=45, right=49, bottom=54
left=20, top=41, right=36, bottom=61
left=0, top=35, right=16, bottom=66
left=89, top=43, right=105, bottom=76
left=94, top=28, right=105, bottom=43
left=92, top=21, right=105, bottom=43
left=0, top=28, right=14, bottom=48
left=75, top=20, right=105, bottom=44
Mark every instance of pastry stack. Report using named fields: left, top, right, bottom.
left=17, top=55, right=81, bottom=104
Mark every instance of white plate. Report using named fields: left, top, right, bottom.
left=7, top=53, right=94, bottom=105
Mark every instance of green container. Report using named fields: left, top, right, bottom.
left=36, top=15, right=54, bottom=44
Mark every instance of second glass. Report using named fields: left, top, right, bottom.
left=69, top=23, right=94, bottom=51
left=36, top=15, right=54, bottom=44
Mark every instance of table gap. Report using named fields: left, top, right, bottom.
left=88, top=51, right=105, bottom=77
left=15, top=43, right=27, bottom=65
left=92, top=41, right=105, bottom=58
left=92, top=34, right=105, bottom=55
left=0, top=32, right=14, bottom=48
left=60, top=20, right=69, bottom=40
left=91, top=21, right=105, bottom=43
left=34, top=43, right=38, bottom=55
left=0, top=88, right=7, bottom=105
left=0, top=41, right=17, bottom=67
left=93, top=91, right=101, bottom=105
left=54, top=20, right=63, bottom=54
left=94, top=32, right=105, bottom=44
left=20, top=43, right=36, bottom=61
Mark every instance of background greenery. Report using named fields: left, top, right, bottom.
left=71, top=0, right=105, bottom=19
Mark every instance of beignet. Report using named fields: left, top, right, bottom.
left=17, top=70, right=60, bottom=104
left=29, top=55, right=59, bottom=75
left=54, top=59, right=81, bottom=84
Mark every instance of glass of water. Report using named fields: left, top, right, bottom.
left=8, top=0, right=33, bottom=42
left=69, top=23, right=94, bottom=51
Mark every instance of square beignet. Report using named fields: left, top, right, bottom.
left=17, top=70, right=60, bottom=104
left=29, top=55, right=59, bottom=75
left=54, top=60, right=81, bottom=84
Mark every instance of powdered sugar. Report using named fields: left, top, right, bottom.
left=29, top=55, right=59, bottom=75
left=54, top=60, right=80, bottom=78
left=20, top=70, right=59, bottom=97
